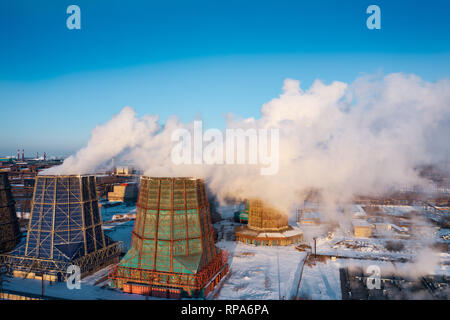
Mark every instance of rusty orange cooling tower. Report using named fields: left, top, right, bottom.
left=109, top=177, right=228, bottom=298
left=247, top=199, right=289, bottom=232
left=235, top=199, right=302, bottom=246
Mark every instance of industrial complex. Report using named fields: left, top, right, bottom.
left=0, top=156, right=449, bottom=300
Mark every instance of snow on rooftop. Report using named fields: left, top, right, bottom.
left=352, top=219, right=372, bottom=227
left=258, top=232, right=286, bottom=238
left=301, top=211, right=321, bottom=220
left=390, top=223, right=408, bottom=233
left=298, top=260, right=342, bottom=300
left=283, top=227, right=303, bottom=237
left=380, top=205, right=420, bottom=216
left=352, top=205, right=366, bottom=217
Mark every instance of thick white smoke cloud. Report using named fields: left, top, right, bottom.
left=43, top=108, right=161, bottom=175
left=42, top=73, right=450, bottom=215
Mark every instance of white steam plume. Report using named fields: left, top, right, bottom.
left=42, top=73, right=450, bottom=214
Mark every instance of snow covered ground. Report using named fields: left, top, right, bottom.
left=3, top=202, right=449, bottom=300
left=379, top=205, right=422, bottom=216
left=298, top=258, right=342, bottom=300
left=101, top=202, right=136, bottom=222
left=209, top=241, right=307, bottom=300
left=2, top=268, right=151, bottom=300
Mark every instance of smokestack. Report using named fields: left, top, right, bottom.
left=16, top=149, right=20, bottom=161
left=21, top=149, right=24, bottom=162
left=313, top=237, right=317, bottom=256
left=111, top=157, right=115, bottom=174
left=44, top=152, right=47, bottom=161
left=36, top=152, right=39, bottom=159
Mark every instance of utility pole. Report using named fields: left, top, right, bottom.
left=277, top=246, right=281, bottom=300
left=313, top=237, right=317, bottom=257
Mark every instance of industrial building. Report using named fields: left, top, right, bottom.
left=115, top=166, right=136, bottom=176
left=352, top=219, right=373, bottom=238
left=233, top=200, right=249, bottom=223
left=109, top=177, right=229, bottom=298
left=107, top=182, right=138, bottom=202
left=0, top=152, right=63, bottom=218
left=296, top=201, right=322, bottom=225
left=235, top=199, right=302, bottom=246
left=0, top=172, right=21, bottom=254
left=4, top=175, right=121, bottom=281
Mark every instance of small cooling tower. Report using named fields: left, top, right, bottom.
left=6, top=175, right=121, bottom=281
left=0, top=172, right=21, bottom=254
left=109, top=177, right=228, bottom=298
left=235, top=199, right=302, bottom=246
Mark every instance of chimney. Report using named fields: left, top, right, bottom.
left=17, top=149, right=20, bottom=161
left=44, top=152, right=47, bottom=161
left=22, top=149, right=24, bottom=162
left=36, top=152, right=39, bottom=159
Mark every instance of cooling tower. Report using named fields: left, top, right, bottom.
left=247, top=199, right=289, bottom=232
left=0, top=172, right=21, bottom=254
left=6, top=175, right=121, bottom=281
left=235, top=199, right=302, bottom=246
left=109, top=177, right=228, bottom=298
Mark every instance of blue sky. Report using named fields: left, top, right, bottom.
left=0, top=0, right=449, bottom=156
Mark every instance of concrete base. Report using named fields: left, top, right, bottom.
left=235, top=225, right=303, bottom=246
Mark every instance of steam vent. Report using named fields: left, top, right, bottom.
left=6, top=175, right=121, bottom=281
left=0, top=172, right=21, bottom=254
left=109, top=177, right=229, bottom=299
left=235, top=199, right=303, bottom=246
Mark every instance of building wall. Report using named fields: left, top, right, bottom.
left=353, top=226, right=372, bottom=238
left=108, top=184, right=138, bottom=201
left=0, top=172, right=21, bottom=253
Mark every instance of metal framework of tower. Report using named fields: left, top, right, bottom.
left=109, top=177, right=229, bottom=298
left=235, top=199, right=302, bottom=246
left=4, top=175, right=121, bottom=281
left=0, top=172, right=21, bottom=254
left=247, top=199, right=289, bottom=232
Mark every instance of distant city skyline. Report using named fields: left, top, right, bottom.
left=1, top=0, right=449, bottom=156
